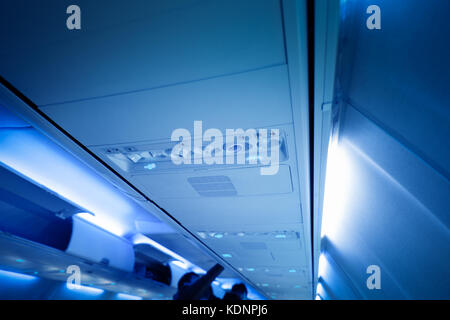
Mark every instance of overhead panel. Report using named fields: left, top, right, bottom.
left=129, top=166, right=292, bottom=199
left=0, top=0, right=286, bottom=106
left=40, top=65, right=293, bottom=146
left=193, top=223, right=310, bottom=299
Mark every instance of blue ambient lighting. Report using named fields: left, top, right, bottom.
left=222, top=253, right=232, bottom=258
left=221, top=282, right=233, bottom=290
left=132, top=233, right=194, bottom=267
left=0, top=109, right=251, bottom=298
left=0, top=127, right=141, bottom=236
left=144, top=163, right=156, bottom=170
left=171, top=260, right=189, bottom=270
left=318, top=254, right=329, bottom=279
left=192, top=267, right=206, bottom=274
left=116, top=293, right=143, bottom=300
left=316, top=282, right=325, bottom=297
left=15, top=259, right=25, bottom=263
left=320, top=140, right=354, bottom=241
left=65, top=283, right=104, bottom=295
left=0, top=269, right=37, bottom=281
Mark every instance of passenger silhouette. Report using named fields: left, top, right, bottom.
left=222, top=283, right=248, bottom=300
left=173, top=264, right=224, bottom=300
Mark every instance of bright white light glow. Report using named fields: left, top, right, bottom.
left=65, top=283, right=104, bottom=295
left=0, top=124, right=255, bottom=298
left=321, top=139, right=354, bottom=240
left=221, top=282, right=232, bottom=290
left=0, top=128, right=148, bottom=236
left=74, top=212, right=127, bottom=238
left=144, top=163, right=156, bottom=170
left=132, top=233, right=191, bottom=266
left=192, top=267, right=206, bottom=274
left=318, top=254, right=330, bottom=279
left=0, top=269, right=37, bottom=281
left=316, top=282, right=325, bottom=298
left=171, top=260, right=189, bottom=270
left=116, top=293, right=143, bottom=300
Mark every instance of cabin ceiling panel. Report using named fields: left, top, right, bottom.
left=40, top=65, right=292, bottom=146
left=0, top=0, right=286, bottom=106
left=154, top=194, right=303, bottom=228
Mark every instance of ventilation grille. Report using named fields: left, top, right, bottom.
left=187, top=176, right=237, bottom=197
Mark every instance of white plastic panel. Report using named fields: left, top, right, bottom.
left=131, top=165, right=293, bottom=199
left=319, top=105, right=450, bottom=299
left=67, top=216, right=135, bottom=272
left=154, top=193, right=303, bottom=227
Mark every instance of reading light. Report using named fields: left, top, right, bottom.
left=144, top=163, right=156, bottom=170
left=197, top=232, right=207, bottom=239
